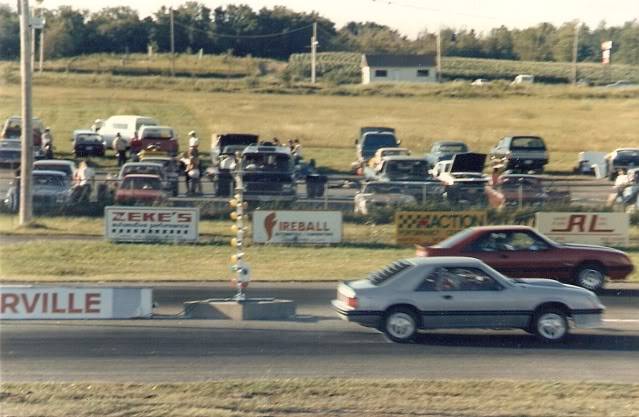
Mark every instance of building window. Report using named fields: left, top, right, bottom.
left=375, top=69, right=388, bottom=77
left=417, top=69, right=430, bottom=77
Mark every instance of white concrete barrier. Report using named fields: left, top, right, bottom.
left=0, top=286, right=153, bottom=319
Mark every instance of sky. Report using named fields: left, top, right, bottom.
left=18, top=0, right=639, bottom=38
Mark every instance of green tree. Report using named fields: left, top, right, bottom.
left=482, top=26, right=516, bottom=60
left=41, top=6, right=89, bottom=57
left=0, top=5, right=20, bottom=59
left=88, top=7, right=149, bottom=53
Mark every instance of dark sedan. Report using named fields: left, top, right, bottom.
left=416, top=225, right=633, bottom=291
left=72, top=130, right=105, bottom=157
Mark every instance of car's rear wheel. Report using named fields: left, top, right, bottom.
left=575, top=265, right=605, bottom=292
left=533, top=309, right=569, bottom=343
left=383, top=307, right=418, bottom=343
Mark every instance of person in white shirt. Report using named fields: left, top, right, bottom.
left=188, top=131, right=200, bottom=157
left=74, top=160, right=95, bottom=202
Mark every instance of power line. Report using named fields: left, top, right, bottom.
left=172, top=21, right=314, bottom=40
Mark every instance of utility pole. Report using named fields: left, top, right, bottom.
left=311, top=21, right=317, bottom=84
left=170, top=7, right=175, bottom=77
left=436, top=29, right=442, bottom=82
left=571, top=22, right=580, bottom=85
left=39, top=26, right=44, bottom=73
left=19, top=0, right=33, bottom=225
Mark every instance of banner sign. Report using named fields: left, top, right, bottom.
left=396, top=211, right=487, bottom=245
left=252, top=210, right=342, bottom=244
left=536, top=212, right=629, bottom=247
left=0, top=286, right=152, bottom=320
left=105, top=206, right=199, bottom=242
left=1, top=287, right=111, bottom=319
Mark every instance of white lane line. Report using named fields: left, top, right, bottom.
left=603, top=319, right=639, bottom=323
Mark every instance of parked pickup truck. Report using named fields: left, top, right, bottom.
left=208, top=133, right=259, bottom=197
left=352, top=127, right=400, bottom=173
left=488, top=135, right=548, bottom=173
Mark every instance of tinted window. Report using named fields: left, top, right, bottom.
left=34, top=164, right=72, bottom=177
left=33, top=174, right=66, bottom=188
left=385, top=160, right=429, bottom=177
left=375, top=69, right=388, bottom=77
left=510, top=137, right=546, bottom=150
left=470, top=231, right=549, bottom=252
left=417, top=69, right=429, bottom=77
left=438, top=144, right=467, bottom=153
left=362, top=134, right=398, bottom=149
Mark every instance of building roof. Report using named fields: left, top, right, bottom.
left=362, top=54, right=436, bottom=68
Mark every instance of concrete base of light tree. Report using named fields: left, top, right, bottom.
left=184, top=298, right=296, bottom=320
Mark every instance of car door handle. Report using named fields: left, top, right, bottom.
left=442, top=295, right=453, bottom=300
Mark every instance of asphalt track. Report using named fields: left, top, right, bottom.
left=2, top=283, right=638, bottom=383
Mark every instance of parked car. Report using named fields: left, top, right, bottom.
left=210, top=133, right=259, bottom=166
left=1, top=116, right=45, bottom=158
left=72, top=129, right=105, bottom=157
left=488, top=135, right=549, bottom=173
left=0, top=148, right=21, bottom=169
left=432, top=152, right=488, bottom=206
left=354, top=182, right=418, bottom=215
left=96, top=115, right=159, bottom=149
left=239, top=145, right=296, bottom=201
left=332, top=256, right=605, bottom=343
left=426, top=141, right=469, bottom=164
left=33, top=159, right=77, bottom=180
left=4, top=170, right=73, bottom=212
left=138, top=155, right=180, bottom=196
left=415, top=225, right=633, bottom=291
left=130, top=125, right=179, bottom=156
left=605, top=148, right=639, bottom=181
left=114, top=174, right=167, bottom=205
left=511, top=74, right=534, bottom=85
left=368, top=156, right=433, bottom=182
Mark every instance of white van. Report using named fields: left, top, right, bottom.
left=98, top=115, right=159, bottom=149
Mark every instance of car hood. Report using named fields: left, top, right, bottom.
left=517, top=278, right=568, bottom=288
left=450, top=152, right=486, bottom=173
left=560, top=243, right=627, bottom=255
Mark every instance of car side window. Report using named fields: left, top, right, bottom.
left=466, top=232, right=509, bottom=252
left=438, top=267, right=502, bottom=291
left=415, top=271, right=438, bottom=291
left=505, top=232, right=550, bottom=251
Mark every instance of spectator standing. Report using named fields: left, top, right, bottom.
left=41, top=128, right=54, bottom=159
left=293, top=139, right=303, bottom=161
left=74, top=160, right=95, bottom=202
left=188, top=131, right=200, bottom=158
left=113, top=133, right=127, bottom=167
left=187, top=155, right=201, bottom=194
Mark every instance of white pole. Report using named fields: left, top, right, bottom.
left=436, top=29, right=442, bottom=82
left=39, top=26, right=44, bottom=73
left=170, top=7, right=175, bottom=77
left=19, top=0, right=33, bottom=225
left=311, top=21, right=317, bottom=84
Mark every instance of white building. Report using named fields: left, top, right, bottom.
left=361, top=54, right=437, bottom=84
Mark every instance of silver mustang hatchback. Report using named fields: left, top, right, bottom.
left=332, top=257, right=605, bottom=343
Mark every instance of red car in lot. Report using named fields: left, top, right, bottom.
left=416, top=225, right=633, bottom=291
left=129, top=126, right=179, bottom=156
left=115, top=174, right=167, bottom=205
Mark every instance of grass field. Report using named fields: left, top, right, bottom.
left=2, top=379, right=638, bottom=417
left=1, top=83, right=638, bottom=172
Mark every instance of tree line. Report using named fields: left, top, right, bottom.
left=1, top=2, right=638, bottom=64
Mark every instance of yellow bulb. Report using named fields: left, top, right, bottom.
left=230, top=224, right=238, bottom=233
left=230, top=212, right=238, bottom=220
left=230, top=238, right=238, bottom=247
left=229, top=199, right=238, bottom=208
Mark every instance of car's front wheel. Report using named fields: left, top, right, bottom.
left=382, top=307, right=418, bottom=343
left=575, top=265, right=605, bottom=292
left=533, top=309, right=569, bottom=343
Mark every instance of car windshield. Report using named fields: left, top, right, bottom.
left=122, top=165, right=162, bottom=177
left=0, top=149, right=20, bottom=159
left=432, top=228, right=476, bottom=248
left=511, top=137, right=546, bottom=150
left=385, top=160, right=429, bottom=177
left=616, top=150, right=639, bottom=163
left=367, top=260, right=412, bottom=285
left=362, top=134, right=398, bottom=149
left=241, top=153, right=292, bottom=172
left=76, top=134, right=101, bottom=143
left=438, top=144, right=467, bottom=153
left=141, top=128, right=173, bottom=139
left=33, top=174, right=66, bottom=188
left=34, top=164, right=72, bottom=176
left=122, top=177, right=161, bottom=190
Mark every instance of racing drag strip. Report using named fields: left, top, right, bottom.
left=1, top=283, right=638, bottom=383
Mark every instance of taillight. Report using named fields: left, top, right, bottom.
left=346, top=296, right=359, bottom=308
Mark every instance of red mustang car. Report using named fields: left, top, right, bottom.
left=115, top=174, right=167, bottom=205
left=416, top=225, right=633, bottom=291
